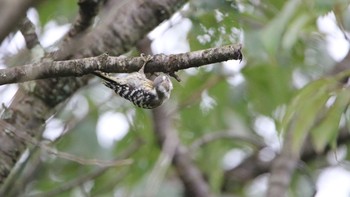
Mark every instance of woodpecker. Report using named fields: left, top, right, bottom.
left=94, top=55, right=173, bottom=109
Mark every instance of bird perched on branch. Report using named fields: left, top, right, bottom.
left=94, top=55, right=173, bottom=109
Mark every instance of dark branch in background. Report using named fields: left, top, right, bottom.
left=32, top=140, right=143, bottom=197
left=0, top=15, right=45, bottom=196
left=0, top=118, right=137, bottom=196
left=1, top=93, right=118, bottom=197
left=18, top=17, right=40, bottom=49
left=56, top=0, right=187, bottom=60
left=53, top=0, right=101, bottom=59
left=0, top=13, right=44, bottom=188
left=267, top=130, right=300, bottom=197
left=223, top=127, right=350, bottom=192
left=0, top=0, right=38, bottom=43
left=152, top=106, right=212, bottom=197
left=328, top=50, right=350, bottom=76
left=49, top=0, right=101, bottom=59
left=0, top=44, right=242, bottom=85
left=190, top=131, right=264, bottom=152
left=66, top=0, right=100, bottom=39
left=18, top=16, right=46, bottom=64
left=57, top=0, right=101, bottom=52
left=0, top=120, right=133, bottom=167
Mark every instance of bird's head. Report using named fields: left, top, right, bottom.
left=153, top=75, right=173, bottom=100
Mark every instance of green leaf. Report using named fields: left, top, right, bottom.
left=37, top=0, right=78, bottom=26
left=282, top=14, right=313, bottom=50
left=188, top=5, right=241, bottom=50
left=289, top=89, right=330, bottom=153
left=261, top=0, right=301, bottom=55
left=314, top=0, right=349, bottom=15
left=310, top=90, right=350, bottom=153
left=280, top=78, right=335, bottom=133
left=279, top=77, right=338, bottom=152
left=243, top=65, right=294, bottom=115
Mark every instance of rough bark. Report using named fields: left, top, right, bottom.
left=0, top=44, right=242, bottom=85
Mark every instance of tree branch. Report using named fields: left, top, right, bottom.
left=152, top=105, right=213, bottom=197
left=266, top=129, right=300, bottom=197
left=223, top=127, right=350, bottom=193
left=18, top=16, right=46, bottom=64
left=57, top=0, right=101, bottom=51
left=18, top=17, right=40, bottom=49
left=0, top=0, right=38, bottom=43
left=66, top=0, right=101, bottom=39
left=32, top=140, right=142, bottom=197
left=0, top=44, right=242, bottom=85
left=55, top=0, right=188, bottom=60
left=0, top=0, right=189, bottom=185
left=190, top=131, right=264, bottom=152
left=0, top=120, right=133, bottom=167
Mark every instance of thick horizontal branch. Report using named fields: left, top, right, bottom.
left=0, top=44, right=242, bottom=85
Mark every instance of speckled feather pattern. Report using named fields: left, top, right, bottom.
left=104, top=80, right=159, bottom=109
left=94, top=53, right=172, bottom=109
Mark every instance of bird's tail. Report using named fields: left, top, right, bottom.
left=93, top=71, right=119, bottom=84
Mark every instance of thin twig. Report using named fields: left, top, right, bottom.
left=190, top=131, right=264, bottom=152
left=18, top=16, right=47, bottom=70
left=174, top=75, right=223, bottom=113
left=32, top=141, right=142, bottom=197
left=44, top=147, right=133, bottom=167
left=18, top=17, right=40, bottom=49
left=0, top=120, right=133, bottom=167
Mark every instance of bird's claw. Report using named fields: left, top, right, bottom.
left=139, top=53, right=153, bottom=73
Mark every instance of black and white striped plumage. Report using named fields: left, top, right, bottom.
left=94, top=60, right=173, bottom=109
